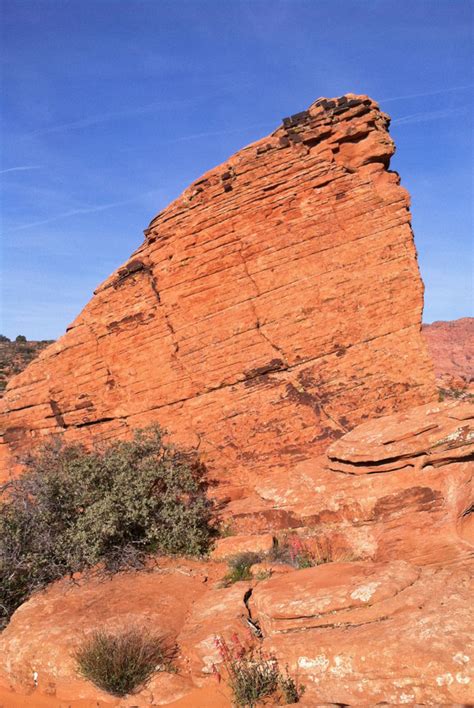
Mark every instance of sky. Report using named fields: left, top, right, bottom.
left=1, top=0, right=473, bottom=341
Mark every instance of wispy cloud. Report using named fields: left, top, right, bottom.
left=392, top=106, right=466, bottom=126
left=0, top=165, right=42, bottom=175
left=7, top=190, right=158, bottom=233
left=381, top=84, right=474, bottom=103
left=20, top=99, right=186, bottom=139
left=166, top=121, right=275, bottom=144
left=20, top=84, right=256, bottom=140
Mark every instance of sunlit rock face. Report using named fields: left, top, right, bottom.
left=0, top=94, right=436, bottom=485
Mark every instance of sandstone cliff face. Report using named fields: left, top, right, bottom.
left=0, top=94, right=436, bottom=484
left=423, top=317, right=474, bottom=391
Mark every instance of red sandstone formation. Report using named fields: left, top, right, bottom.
left=423, top=317, right=474, bottom=391
left=1, top=95, right=472, bottom=707
left=0, top=93, right=436, bottom=486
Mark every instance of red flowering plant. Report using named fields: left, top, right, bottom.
left=287, top=536, right=314, bottom=568
left=269, top=534, right=336, bottom=569
left=212, top=633, right=304, bottom=706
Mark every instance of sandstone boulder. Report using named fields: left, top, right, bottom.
left=0, top=94, right=436, bottom=486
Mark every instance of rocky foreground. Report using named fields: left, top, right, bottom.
left=0, top=95, right=472, bottom=706
left=0, top=400, right=472, bottom=706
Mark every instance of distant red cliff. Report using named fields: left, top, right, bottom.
left=423, top=317, right=473, bottom=392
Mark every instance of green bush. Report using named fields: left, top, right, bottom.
left=0, top=426, right=215, bottom=628
left=74, top=628, right=175, bottom=696
left=222, top=552, right=263, bottom=586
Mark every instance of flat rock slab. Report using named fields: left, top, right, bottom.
left=252, top=560, right=420, bottom=633
left=261, top=562, right=474, bottom=705
left=328, top=400, right=474, bottom=473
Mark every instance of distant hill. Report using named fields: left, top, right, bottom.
left=0, top=336, right=54, bottom=397
left=422, top=317, right=473, bottom=396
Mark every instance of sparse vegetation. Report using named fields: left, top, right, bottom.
left=222, top=552, right=263, bottom=586
left=438, top=387, right=473, bottom=402
left=0, top=426, right=215, bottom=628
left=278, top=668, right=304, bottom=704
left=220, top=535, right=349, bottom=588
left=74, top=628, right=175, bottom=696
left=219, top=520, right=236, bottom=537
left=0, top=336, right=53, bottom=395
left=268, top=535, right=335, bottom=569
left=213, top=634, right=304, bottom=706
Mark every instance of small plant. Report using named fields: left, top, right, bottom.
left=213, top=634, right=304, bottom=706
left=74, top=628, right=175, bottom=696
left=438, top=387, right=474, bottom=402
left=254, top=569, right=272, bottom=581
left=269, top=535, right=335, bottom=569
left=219, top=520, right=236, bottom=538
left=278, top=669, right=304, bottom=704
left=222, top=552, right=262, bottom=586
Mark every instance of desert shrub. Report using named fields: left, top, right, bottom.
left=278, top=669, right=304, bottom=704
left=438, top=387, right=474, bottom=402
left=222, top=552, right=263, bottom=586
left=0, top=426, right=215, bottom=628
left=74, top=628, right=175, bottom=696
left=213, top=634, right=304, bottom=707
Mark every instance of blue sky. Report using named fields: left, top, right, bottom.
left=1, top=0, right=473, bottom=340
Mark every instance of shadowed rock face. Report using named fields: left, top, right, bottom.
left=0, top=94, right=436, bottom=483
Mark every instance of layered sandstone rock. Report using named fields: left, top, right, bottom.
left=0, top=94, right=436, bottom=485
left=222, top=401, right=473, bottom=563
left=423, top=317, right=474, bottom=391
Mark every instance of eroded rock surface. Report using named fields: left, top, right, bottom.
left=0, top=94, right=436, bottom=485
left=224, top=400, right=473, bottom=565
left=259, top=560, right=473, bottom=706
left=0, top=559, right=223, bottom=705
